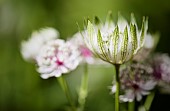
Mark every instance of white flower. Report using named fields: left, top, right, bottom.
left=36, top=39, right=81, bottom=79
left=83, top=13, right=148, bottom=64
left=21, top=27, right=59, bottom=62
left=111, top=85, right=117, bottom=93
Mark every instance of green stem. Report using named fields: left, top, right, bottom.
left=78, top=64, right=88, bottom=111
left=128, top=101, right=135, bottom=111
left=57, top=76, right=76, bottom=111
left=115, top=64, right=120, bottom=111
left=144, top=91, right=155, bottom=111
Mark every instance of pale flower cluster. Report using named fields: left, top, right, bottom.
left=21, top=27, right=82, bottom=79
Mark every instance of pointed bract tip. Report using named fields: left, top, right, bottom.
left=106, top=11, right=113, bottom=22
left=130, top=13, right=137, bottom=24
left=76, top=22, right=81, bottom=31
left=94, top=16, right=100, bottom=25
left=83, top=17, right=90, bottom=28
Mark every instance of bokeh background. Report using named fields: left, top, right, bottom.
left=1, top=0, right=170, bottom=111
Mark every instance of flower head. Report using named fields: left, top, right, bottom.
left=21, top=27, right=59, bottom=62
left=111, top=62, right=156, bottom=102
left=83, top=13, right=148, bottom=64
left=36, top=39, right=81, bottom=79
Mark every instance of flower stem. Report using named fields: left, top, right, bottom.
left=57, top=76, right=76, bottom=111
left=115, top=64, right=120, bottom=111
left=78, top=64, right=88, bottom=111
left=128, top=101, right=135, bottom=111
left=144, top=91, right=155, bottom=111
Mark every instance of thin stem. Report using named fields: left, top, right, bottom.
left=57, top=76, right=76, bottom=111
left=115, top=64, right=120, bottom=111
left=138, top=106, right=146, bottom=111
left=128, top=101, right=135, bottom=111
left=78, top=64, right=88, bottom=111
left=144, top=91, right=155, bottom=111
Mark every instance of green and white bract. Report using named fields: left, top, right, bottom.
left=83, top=14, right=148, bottom=64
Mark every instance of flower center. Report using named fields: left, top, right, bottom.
left=153, top=66, right=162, bottom=80
left=56, top=59, right=63, bottom=66
left=132, top=84, right=139, bottom=90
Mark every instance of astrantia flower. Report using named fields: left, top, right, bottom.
left=111, top=62, right=156, bottom=102
left=133, top=33, right=159, bottom=62
left=83, top=13, right=148, bottom=64
left=36, top=39, right=81, bottom=79
left=151, top=53, right=170, bottom=82
left=150, top=53, right=170, bottom=93
left=21, top=27, right=59, bottom=62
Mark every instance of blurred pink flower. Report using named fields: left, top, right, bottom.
left=111, top=62, right=156, bottom=102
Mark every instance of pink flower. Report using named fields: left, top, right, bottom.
left=151, top=53, right=170, bottom=82
left=69, top=32, right=95, bottom=64
left=36, top=39, right=81, bottom=79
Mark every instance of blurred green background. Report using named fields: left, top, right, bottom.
left=1, top=0, right=170, bottom=111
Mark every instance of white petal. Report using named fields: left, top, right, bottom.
left=111, top=85, right=116, bottom=93
left=140, top=81, right=156, bottom=90
left=136, top=91, right=142, bottom=101
left=51, top=70, right=62, bottom=77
